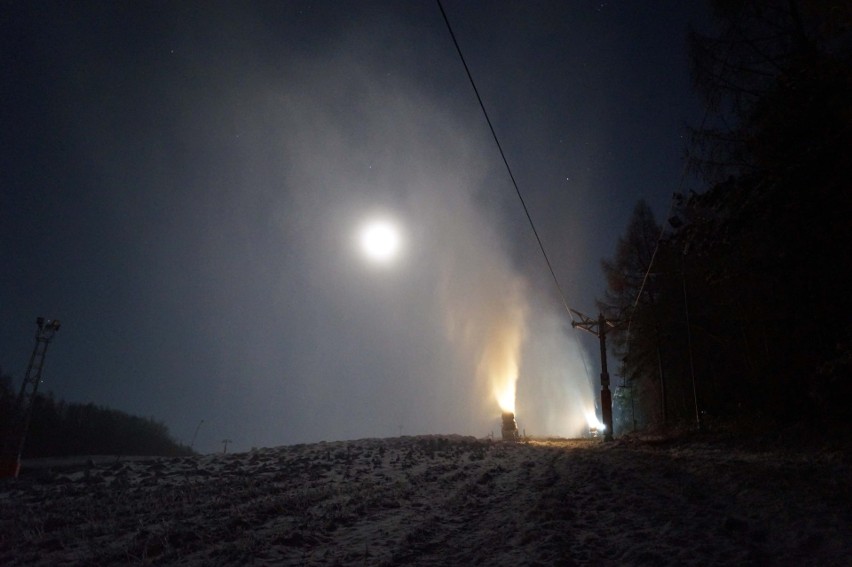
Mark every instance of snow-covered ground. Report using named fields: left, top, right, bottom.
left=1, top=434, right=848, bottom=565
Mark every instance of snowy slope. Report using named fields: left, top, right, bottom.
left=1, top=435, right=849, bottom=565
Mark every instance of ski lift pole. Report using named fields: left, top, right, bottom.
left=571, top=310, right=619, bottom=441
left=0, top=317, right=61, bottom=478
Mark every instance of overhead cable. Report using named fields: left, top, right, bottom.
left=436, top=0, right=576, bottom=323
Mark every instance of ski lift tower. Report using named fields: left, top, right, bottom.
left=0, top=317, right=61, bottom=478
left=571, top=310, right=619, bottom=442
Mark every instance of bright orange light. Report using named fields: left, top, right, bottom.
left=494, top=377, right=517, bottom=414
left=480, top=321, right=523, bottom=415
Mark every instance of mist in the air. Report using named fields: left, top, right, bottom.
left=10, top=2, right=598, bottom=451
left=248, top=19, right=597, bottom=443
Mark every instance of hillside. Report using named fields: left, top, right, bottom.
left=1, top=435, right=849, bottom=565
left=0, top=382, right=194, bottom=460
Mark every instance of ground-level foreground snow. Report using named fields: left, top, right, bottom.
left=1, top=435, right=849, bottom=565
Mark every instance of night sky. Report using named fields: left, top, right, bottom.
left=2, top=1, right=712, bottom=453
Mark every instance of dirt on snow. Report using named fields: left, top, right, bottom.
left=1, top=434, right=849, bottom=565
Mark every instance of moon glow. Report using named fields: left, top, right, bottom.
left=359, top=219, right=401, bottom=263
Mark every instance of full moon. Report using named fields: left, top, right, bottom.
left=359, top=219, right=401, bottom=263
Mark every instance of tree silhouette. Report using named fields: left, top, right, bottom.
left=598, top=200, right=671, bottom=427
left=605, top=1, right=852, bottom=430
left=0, top=379, right=193, bottom=458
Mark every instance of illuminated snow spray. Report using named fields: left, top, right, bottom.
left=478, top=313, right=523, bottom=441
left=479, top=310, right=607, bottom=441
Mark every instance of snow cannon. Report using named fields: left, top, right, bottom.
left=501, top=411, right=519, bottom=442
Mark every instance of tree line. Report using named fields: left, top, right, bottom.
left=0, top=372, right=193, bottom=458
left=599, top=1, right=851, bottom=432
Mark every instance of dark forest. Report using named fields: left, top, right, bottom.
left=599, top=0, right=851, bottom=435
left=0, top=373, right=192, bottom=458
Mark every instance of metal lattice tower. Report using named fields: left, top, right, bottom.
left=0, top=317, right=61, bottom=478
